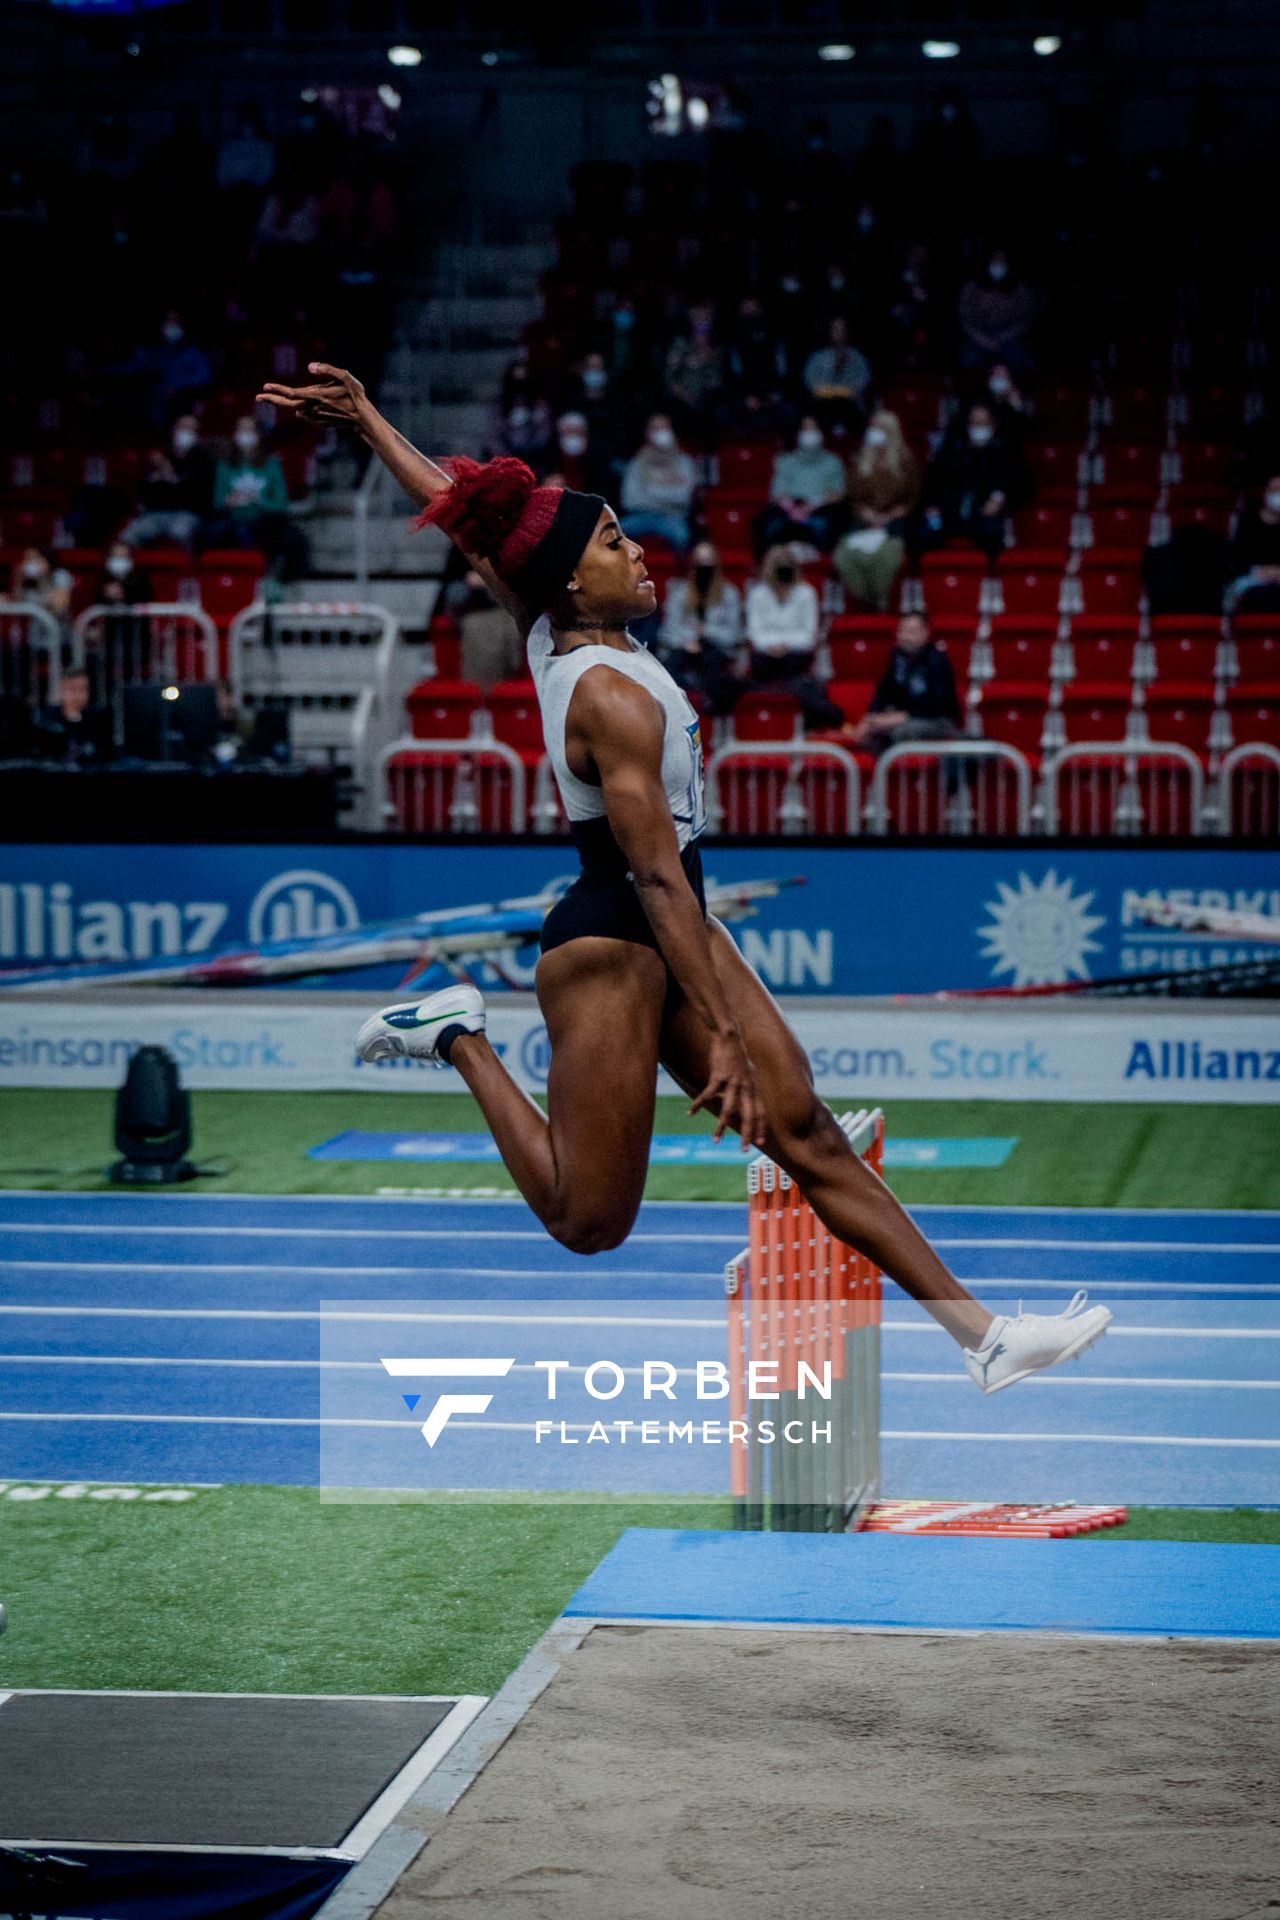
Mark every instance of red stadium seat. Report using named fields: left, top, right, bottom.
left=932, top=618, right=978, bottom=689
left=1033, top=385, right=1092, bottom=440
left=996, top=551, right=1067, bottom=617
left=1025, top=443, right=1087, bottom=490
left=730, top=692, right=801, bottom=741
left=1012, top=503, right=1076, bottom=552
left=1081, top=504, right=1153, bottom=549
left=1147, top=616, right=1225, bottom=685
left=717, top=441, right=779, bottom=492
left=1173, top=443, right=1237, bottom=488
left=986, top=626, right=1055, bottom=687
left=1076, top=553, right=1143, bottom=615
left=1230, top=618, right=1280, bottom=694
left=1101, top=389, right=1170, bottom=440
left=486, top=679, right=545, bottom=761
left=827, top=679, right=876, bottom=724
left=427, top=613, right=463, bottom=680
left=132, top=546, right=196, bottom=604
left=1227, top=692, right=1280, bottom=747
left=197, top=550, right=267, bottom=630
left=1166, top=484, right=1235, bottom=534
left=407, top=678, right=484, bottom=739
left=828, top=617, right=895, bottom=679
left=1141, top=688, right=1216, bottom=754
left=704, top=501, right=755, bottom=550
left=919, top=550, right=988, bottom=617
left=976, top=684, right=1050, bottom=757
left=1092, top=444, right=1164, bottom=494
left=1065, top=615, right=1140, bottom=689
left=1061, top=686, right=1133, bottom=742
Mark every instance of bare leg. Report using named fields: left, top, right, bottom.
left=660, top=920, right=994, bottom=1348
left=447, top=936, right=668, bottom=1254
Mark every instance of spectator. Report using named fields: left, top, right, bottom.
left=851, top=610, right=963, bottom=752
left=887, top=242, right=938, bottom=369
left=216, top=105, right=276, bottom=195
left=1224, top=475, right=1280, bottom=614
left=4, top=549, right=72, bottom=626
left=495, top=388, right=553, bottom=465
left=726, top=295, right=785, bottom=403
left=549, top=412, right=614, bottom=497
left=619, top=414, right=698, bottom=553
left=983, top=361, right=1031, bottom=441
left=97, top=542, right=153, bottom=607
left=121, top=416, right=216, bottom=552
left=756, top=417, right=848, bottom=556
left=802, top=315, right=871, bottom=434
left=206, top=416, right=308, bottom=581
left=212, top=678, right=257, bottom=765
left=573, top=350, right=623, bottom=475
left=662, top=302, right=724, bottom=438
left=444, top=569, right=525, bottom=690
left=919, top=402, right=1031, bottom=561
left=113, top=310, right=213, bottom=426
left=658, top=541, right=744, bottom=710
left=958, top=250, right=1037, bottom=373
left=743, top=546, right=844, bottom=733
left=834, top=410, right=921, bottom=609
left=33, top=667, right=112, bottom=766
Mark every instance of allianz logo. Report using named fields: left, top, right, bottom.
left=0, top=868, right=360, bottom=963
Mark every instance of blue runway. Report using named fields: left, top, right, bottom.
left=1, top=1192, right=1277, bottom=1504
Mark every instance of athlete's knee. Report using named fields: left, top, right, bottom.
left=768, top=1094, right=848, bottom=1173
left=548, top=1203, right=636, bottom=1257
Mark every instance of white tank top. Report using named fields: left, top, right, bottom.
left=527, top=615, right=707, bottom=849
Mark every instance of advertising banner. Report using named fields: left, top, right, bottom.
left=2, top=842, right=1280, bottom=996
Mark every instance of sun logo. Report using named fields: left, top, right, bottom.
left=978, top=868, right=1106, bottom=987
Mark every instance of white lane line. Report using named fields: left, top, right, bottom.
left=1, top=1221, right=1276, bottom=1255
left=3, top=1354, right=1278, bottom=1390
left=0, top=1411, right=1276, bottom=1447
left=0, top=1305, right=1277, bottom=1337
left=4, top=1261, right=1277, bottom=1297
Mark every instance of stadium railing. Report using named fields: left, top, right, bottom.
left=73, top=604, right=219, bottom=695
left=1211, top=741, right=1280, bottom=839
left=1, top=603, right=64, bottom=707
left=1041, top=740, right=1206, bottom=836
left=380, top=714, right=529, bottom=833
left=704, top=738, right=862, bottom=836
left=865, top=739, right=1033, bottom=836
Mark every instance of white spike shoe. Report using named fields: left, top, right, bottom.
left=355, top=984, right=486, bottom=1066
left=964, top=1290, right=1113, bottom=1394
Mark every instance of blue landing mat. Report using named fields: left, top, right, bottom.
left=566, top=1530, right=1280, bottom=1640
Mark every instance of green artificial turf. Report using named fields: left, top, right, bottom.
left=3, top=1088, right=1279, bottom=1208
left=1, top=1487, right=1276, bottom=1699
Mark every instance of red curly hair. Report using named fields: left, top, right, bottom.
left=415, top=457, right=562, bottom=581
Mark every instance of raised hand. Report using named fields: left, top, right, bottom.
left=256, top=362, right=368, bottom=428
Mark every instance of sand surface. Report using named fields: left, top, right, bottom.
left=376, top=1626, right=1280, bottom=1920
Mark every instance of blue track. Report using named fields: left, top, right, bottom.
left=1, top=1192, right=1277, bottom=1505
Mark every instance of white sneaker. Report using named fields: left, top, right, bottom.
left=964, top=1290, right=1113, bottom=1395
left=355, top=984, right=486, bottom=1066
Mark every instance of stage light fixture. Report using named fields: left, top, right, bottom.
left=110, top=1046, right=196, bottom=1187
left=818, top=43, right=855, bottom=62
left=1034, top=35, right=1062, bottom=55
left=923, top=40, right=960, bottom=59
left=387, top=45, right=422, bottom=68
left=378, top=84, right=401, bottom=109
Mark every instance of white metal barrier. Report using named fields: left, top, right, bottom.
left=0, top=603, right=63, bottom=708
left=532, top=754, right=565, bottom=834
left=380, top=716, right=528, bottom=833
left=1041, top=741, right=1206, bottom=836
left=866, top=740, right=1033, bottom=836
left=705, top=740, right=861, bottom=836
left=1213, top=741, right=1280, bottom=838
left=73, top=603, right=219, bottom=695
left=230, top=601, right=413, bottom=828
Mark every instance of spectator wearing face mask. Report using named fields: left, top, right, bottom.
left=205, top=417, right=308, bottom=581
left=958, top=251, right=1037, bottom=373
left=5, top=549, right=72, bottom=627
left=572, top=351, right=623, bottom=476
left=97, top=542, right=153, bottom=607
left=111, top=311, right=214, bottom=427
left=548, top=412, right=614, bottom=497
left=495, top=387, right=553, bottom=465
left=919, top=402, right=1031, bottom=561
left=662, top=303, right=724, bottom=439
left=620, top=415, right=698, bottom=553
left=850, top=610, right=962, bottom=753
left=726, top=297, right=786, bottom=408
left=834, top=410, right=921, bottom=609
left=982, top=362, right=1031, bottom=442
left=659, top=540, right=745, bottom=710
left=743, top=546, right=845, bottom=733
left=120, top=416, right=216, bottom=552
left=802, top=316, right=872, bottom=435
left=1224, top=476, right=1280, bottom=614
left=34, top=667, right=113, bottom=765
left=755, top=417, right=848, bottom=556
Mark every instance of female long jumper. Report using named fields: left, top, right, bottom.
left=260, top=362, right=1111, bottom=1394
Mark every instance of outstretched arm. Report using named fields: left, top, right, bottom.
left=257, top=362, right=531, bottom=631
left=568, top=667, right=765, bottom=1149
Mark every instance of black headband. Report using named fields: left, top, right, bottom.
left=509, top=490, right=607, bottom=614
